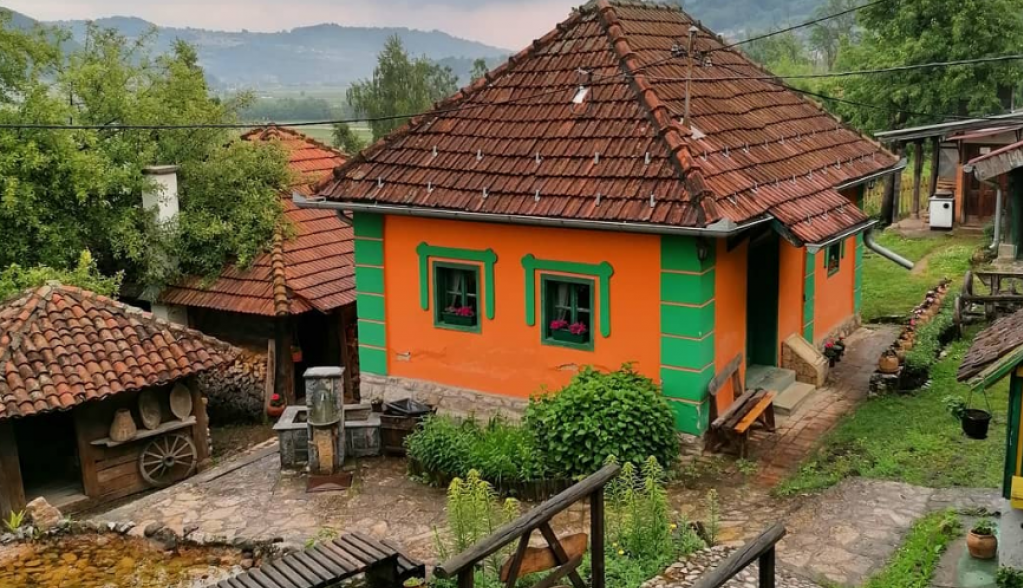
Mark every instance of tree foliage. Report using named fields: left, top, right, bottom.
left=470, top=57, right=489, bottom=82
left=0, top=250, right=122, bottom=300
left=826, top=0, right=1023, bottom=130
left=0, top=19, right=290, bottom=295
left=346, top=35, right=459, bottom=141
left=331, top=122, right=367, bottom=155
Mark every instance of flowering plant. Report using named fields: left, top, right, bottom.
left=269, top=393, right=285, bottom=407
left=549, top=319, right=569, bottom=331
left=568, top=322, right=588, bottom=336
left=446, top=305, right=475, bottom=318
left=822, top=341, right=842, bottom=360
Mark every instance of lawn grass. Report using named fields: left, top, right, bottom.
left=776, top=335, right=1009, bottom=496
left=860, top=231, right=982, bottom=322
left=860, top=509, right=961, bottom=588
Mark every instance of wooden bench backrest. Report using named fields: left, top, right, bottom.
left=707, top=354, right=744, bottom=428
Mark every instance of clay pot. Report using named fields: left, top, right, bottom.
left=109, top=408, right=137, bottom=442
left=967, top=531, right=997, bottom=560
left=267, top=404, right=286, bottom=419
left=879, top=354, right=900, bottom=374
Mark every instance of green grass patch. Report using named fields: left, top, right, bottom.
left=861, top=232, right=981, bottom=322
left=776, top=336, right=1008, bottom=496
left=861, top=509, right=961, bottom=588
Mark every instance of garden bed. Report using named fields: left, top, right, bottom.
left=407, top=457, right=573, bottom=502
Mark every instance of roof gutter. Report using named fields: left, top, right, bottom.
left=834, top=159, right=908, bottom=191
left=293, top=195, right=774, bottom=237
left=805, top=219, right=879, bottom=253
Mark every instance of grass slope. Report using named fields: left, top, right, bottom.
left=861, top=509, right=961, bottom=588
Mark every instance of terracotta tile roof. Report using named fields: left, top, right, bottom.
left=958, top=308, right=1023, bottom=382
left=161, top=127, right=354, bottom=316
left=0, top=285, right=239, bottom=420
left=316, top=0, right=896, bottom=243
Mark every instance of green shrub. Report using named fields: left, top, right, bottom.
left=998, top=566, right=1023, bottom=588
left=404, top=414, right=474, bottom=483
left=525, top=365, right=678, bottom=477
left=861, top=509, right=961, bottom=588
left=903, top=304, right=955, bottom=386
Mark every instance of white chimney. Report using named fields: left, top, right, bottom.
left=142, top=165, right=180, bottom=224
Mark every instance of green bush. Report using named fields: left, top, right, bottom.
left=998, top=566, right=1023, bottom=588
left=525, top=365, right=678, bottom=477
left=904, top=304, right=955, bottom=379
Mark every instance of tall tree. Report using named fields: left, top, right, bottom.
left=470, top=58, right=489, bottom=82
left=332, top=122, right=367, bottom=155
left=808, top=0, right=861, bottom=69
left=827, top=0, right=1023, bottom=131
left=0, top=21, right=291, bottom=294
left=347, top=35, right=459, bottom=140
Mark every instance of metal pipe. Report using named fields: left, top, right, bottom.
left=293, top=195, right=774, bottom=237
left=805, top=220, right=878, bottom=253
left=863, top=228, right=914, bottom=270
left=985, top=183, right=1003, bottom=252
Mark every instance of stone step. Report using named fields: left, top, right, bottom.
left=773, top=381, right=817, bottom=416
left=745, top=365, right=796, bottom=394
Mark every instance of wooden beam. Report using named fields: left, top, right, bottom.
left=691, top=524, right=787, bottom=588
left=190, top=378, right=211, bottom=467
left=274, top=317, right=295, bottom=404
left=912, top=140, right=925, bottom=219
left=0, top=421, right=25, bottom=516
left=882, top=142, right=903, bottom=224
left=73, top=406, right=102, bottom=498
left=929, top=136, right=941, bottom=197
left=337, top=307, right=355, bottom=403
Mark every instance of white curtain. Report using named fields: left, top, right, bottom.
left=555, top=283, right=570, bottom=320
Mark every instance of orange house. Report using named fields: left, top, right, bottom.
left=305, top=1, right=899, bottom=435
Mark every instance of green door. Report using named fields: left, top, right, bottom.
left=746, top=230, right=780, bottom=366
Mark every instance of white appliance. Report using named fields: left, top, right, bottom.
left=929, top=192, right=954, bottom=229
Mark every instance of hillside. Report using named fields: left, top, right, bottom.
left=674, top=0, right=825, bottom=36
left=1, top=8, right=508, bottom=90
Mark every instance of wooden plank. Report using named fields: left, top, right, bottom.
left=538, top=523, right=586, bottom=588
left=912, top=140, right=924, bottom=219
left=190, top=378, right=211, bottom=465
left=707, top=354, right=743, bottom=397
left=533, top=555, right=583, bottom=588
left=734, top=392, right=776, bottom=435
left=349, top=532, right=396, bottom=559
left=590, top=488, right=606, bottom=588
left=334, top=536, right=378, bottom=565
left=0, top=421, right=25, bottom=516
left=929, top=136, right=941, bottom=198
left=290, top=552, right=334, bottom=584
left=433, top=463, right=621, bottom=580
left=501, top=534, right=531, bottom=587
left=268, top=558, right=316, bottom=588
left=97, top=461, right=140, bottom=485
left=90, top=417, right=197, bottom=447
left=259, top=564, right=303, bottom=588
left=321, top=541, right=366, bottom=571
left=311, top=545, right=357, bottom=575
left=73, top=407, right=102, bottom=498
left=228, top=577, right=251, bottom=588
left=711, top=388, right=757, bottom=430
left=303, top=547, right=348, bottom=577
left=691, top=524, right=786, bottom=588
left=246, top=569, right=280, bottom=588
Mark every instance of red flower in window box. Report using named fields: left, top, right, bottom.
left=441, top=305, right=477, bottom=326
left=268, top=393, right=286, bottom=418
left=550, top=320, right=589, bottom=344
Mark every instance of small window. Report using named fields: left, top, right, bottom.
left=435, top=263, right=480, bottom=331
left=542, top=276, right=594, bottom=349
left=826, top=243, right=842, bottom=276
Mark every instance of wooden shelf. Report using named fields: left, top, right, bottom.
left=91, top=417, right=197, bottom=448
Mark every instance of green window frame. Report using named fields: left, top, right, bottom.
left=826, top=243, right=842, bottom=276
left=541, top=274, right=595, bottom=350
left=433, top=262, right=481, bottom=332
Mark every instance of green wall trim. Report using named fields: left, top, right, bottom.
left=352, top=212, right=383, bottom=239
left=661, top=335, right=715, bottom=369
left=1006, top=375, right=1022, bottom=499
left=661, top=365, right=715, bottom=402
left=357, top=320, right=386, bottom=348
left=522, top=255, right=614, bottom=338
left=854, top=234, right=865, bottom=314
left=666, top=398, right=709, bottom=436
left=355, top=266, right=385, bottom=295
left=802, top=320, right=815, bottom=342
left=661, top=235, right=715, bottom=272
left=661, top=303, right=715, bottom=339
left=661, top=270, right=716, bottom=305
left=803, top=251, right=816, bottom=342
left=354, top=239, right=384, bottom=267
left=417, top=243, right=498, bottom=320
left=357, top=293, right=386, bottom=321
left=358, top=346, right=387, bottom=376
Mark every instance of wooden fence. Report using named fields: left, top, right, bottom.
left=863, top=180, right=916, bottom=220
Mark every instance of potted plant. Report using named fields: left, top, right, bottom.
left=946, top=394, right=993, bottom=439
left=441, top=305, right=476, bottom=326
left=967, top=518, right=997, bottom=560
left=550, top=319, right=588, bottom=343
left=268, top=393, right=287, bottom=418
left=823, top=341, right=841, bottom=367
left=291, top=345, right=303, bottom=363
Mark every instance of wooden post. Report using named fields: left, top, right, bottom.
left=337, top=308, right=355, bottom=403
left=458, top=570, right=475, bottom=588
left=929, top=136, right=941, bottom=198
left=881, top=142, right=903, bottom=224
left=590, top=489, right=606, bottom=588
left=912, top=140, right=925, bottom=219
left=759, top=547, right=776, bottom=588
left=72, top=408, right=102, bottom=498
left=190, top=378, right=211, bottom=467
left=0, top=421, right=25, bottom=516
left=274, top=317, right=295, bottom=404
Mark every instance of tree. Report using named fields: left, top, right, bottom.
left=808, top=0, right=861, bottom=69
left=0, top=21, right=290, bottom=294
left=346, top=35, right=459, bottom=141
left=470, top=58, right=489, bottom=82
left=827, top=0, right=1023, bottom=131
left=742, top=30, right=818, bottom=90
left=0, top=251, right=122, bottom=300
left=332, top=122, right=367, bottom=155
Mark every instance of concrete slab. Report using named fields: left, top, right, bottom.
left=1000, top=504, right=1023, bottom=570
left=746, top=365, right=796, bottom=393
left=932, top=516, right=997, bottom=588
left=774, top=382, right=816, bottom=416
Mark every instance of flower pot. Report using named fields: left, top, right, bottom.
left=879, top=354, right=900, bottom=374
left=828, top=357, right=837, bottom=367
left=291, top=347, right=303, bottom=363
left=440, top=312, right=475, bottom=327
left=961, top=409, right=992, bottom=440
left=967, top=531, right=997, bottom=559
left=551, top=329, right=588, bottom=344
left=268, top=404, right=286, bottom=419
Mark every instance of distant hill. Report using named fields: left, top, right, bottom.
left=2, top=8, right=509, bottom=90
left=675, top=0, right=826, bottom=37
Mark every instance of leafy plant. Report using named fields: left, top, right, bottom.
left=736, top=458, right=759, bottom=485
left=703, top=489, right=721, bottom=546
left=904, top=304, right=956, bottom=378
left=971, top=518, right=996, bottom=536
left=525, top=365, right=678, bottom=477
left=997, top=566, right=1023, bottom=588
left=861, top=509, right=961, bottom=588
left=3, top=510, right=25, bottom=532
left=944, top=395, right=967, bottom=421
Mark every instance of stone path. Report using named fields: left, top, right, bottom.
left=645, top=546, right=824, bottom=588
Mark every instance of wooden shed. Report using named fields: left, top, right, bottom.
left=0, top=285, right=238, bottom=516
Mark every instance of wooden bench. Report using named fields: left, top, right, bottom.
left=706, top=354, right=777, bottom=458
left=213, top=532, right=424, bottom=588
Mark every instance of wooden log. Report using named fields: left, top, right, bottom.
left=0, top=421, right=25, bottom=516
left=499, top=533, right=588, bottom=582
left=500, top=533, right=531, bottom=586
left=337, top=308, right=355, bottom=403
left=913, top=140, right=925, bottom=219
left=189, top=379, right=211, bottom=466
left=691, top=524, right=786, bottom=588
left=590, top=489, right=606, bottom=588
left=434, top=463, right=621, bottom=579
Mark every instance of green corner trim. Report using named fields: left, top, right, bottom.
left=661, top=270, right=716, bottom=305
left=357, top=320, right=386, bottom=348
left=355, top=266, right=385, bottom=295
left=661, top=235, right=716, bottom=272
left=1005, top=375, right=1022, bottom=499
left=352, top=212, right=383, bottom=239
left=802, top=320, right=814, bottom=342
left=662, top=335, right=715, bottom=370
left=357, top=293, right=386, bottom=321
left=665, top=398, right=709, bottom=435
left=522, top=255, right=614, bottom=338
left=416, top=243, right=498, bottom=320
left=661, top=364, right=714, bottom=402
left=358, top=345, right=387, bottom=375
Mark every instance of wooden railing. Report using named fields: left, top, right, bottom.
left=433, top=463, right=621, bottom=588
left=691, top=523, right=786, bottom=588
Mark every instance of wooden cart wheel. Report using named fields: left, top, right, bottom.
left=139, top=433, right=197, bottom=487
left=953, top=295, right=963, bottom=338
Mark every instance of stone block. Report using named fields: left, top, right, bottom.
left=781, top=334, right=828, bottom=387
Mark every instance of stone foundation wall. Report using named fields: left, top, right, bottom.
left=198, top=351, right=267, bottom=423
left=816, top=314, right=861, bottom=346
left=360, top=374, right=527, bottom=420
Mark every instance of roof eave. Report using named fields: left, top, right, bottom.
left=834, top=159, right=909, bottom=191
left=965, top=344, right=1023, bottom=390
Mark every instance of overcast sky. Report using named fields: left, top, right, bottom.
left=2, top=0, right=583, bottom=49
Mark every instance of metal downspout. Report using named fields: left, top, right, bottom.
left=863, top=228, right=914, bottom=270
left=986, top=184, right=1003, bottom=252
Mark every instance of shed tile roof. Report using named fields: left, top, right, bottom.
left=957, top=308, right=1023, bottom=382
left=160, top=127, right=353, bottom=316
left=0, top=285, right=239, bottom=420
left=316, top=0, right=896, bottom=243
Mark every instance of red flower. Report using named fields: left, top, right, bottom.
left=550, top=319, right=569, bottom=331
left=568, top=322, right=588, bottom=336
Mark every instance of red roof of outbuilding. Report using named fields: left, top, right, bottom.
left=0, top=285, right=238, bottom=420
left=161, top=127, right=353, bottom=316
left=317, top=0, right=896, bottom=243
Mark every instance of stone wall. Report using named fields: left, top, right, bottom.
left=781, top=334, right=828, bottom=387
left=360, top=374, right=526, bottom=420
left=198, top=351, right=267, bottom=423
left=816, top=313, right=862, bottom=346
